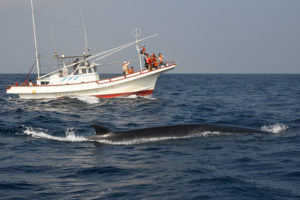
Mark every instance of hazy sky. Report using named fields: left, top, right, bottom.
left=0, top=0, right=299, bottom=74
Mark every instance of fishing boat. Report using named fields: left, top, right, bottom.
left=6, top=0, right=176, bottom=99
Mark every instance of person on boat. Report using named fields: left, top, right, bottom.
left=62, top=68, right=68, bottom=76
left=153, top=54, right=159, bottom=69
left=139, top=45, right=146, bottom=55
left=73, top=58, right=80, bottom=71
left=29, top=80, right=33, bottom=86
left=147, top=55, right=153, bottom=71
left=144, top=53, right=149, bottom=69
left=122, top=61, right=130, bottom=75
left=158, top=53, right=165, bottom=67
left=128, top=67, right=134, bottom=74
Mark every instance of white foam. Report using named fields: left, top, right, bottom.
left=261, top=123, right=288, bottom=134
left=125, top=94, right=156, bottom=100
left=142, top=95, right=157, bottom=100
left=126, top=94, right=138, bottom=98
left=23, top=127, right=88, bottom=142
left=71, top=95, right=100, bottom=104
left=93, top=131, right=223, bottom=145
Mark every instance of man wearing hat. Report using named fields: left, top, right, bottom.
left=122, top=61, right=130, bottom=75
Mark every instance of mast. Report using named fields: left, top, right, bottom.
left=80, top=8, right=89, bottom=55
left=133, top=28, right=143, bottom=71
left=30, top=0, right=40, bottom=78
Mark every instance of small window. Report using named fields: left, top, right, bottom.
left=82, top=69, right=87, bottom=74
left=88, top=68, right=93, bottom=73
left=41, top=81, right=49, bottom=85
left=93, top=66, right=97, bottom=72
left=74, top=70, right=79, bottom=75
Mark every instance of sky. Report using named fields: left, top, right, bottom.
left=0, top=0, right=300, bottom=74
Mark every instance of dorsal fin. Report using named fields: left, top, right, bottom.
left=91, top=124, right=111, bottom=135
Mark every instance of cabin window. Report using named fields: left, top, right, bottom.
left=82, top=69, right=87, bottom=74
left=93, top=66, right=97, bottom=72
left=88, top=68, right=93, bottom=73
left=41, top=81, right=49, bottom=85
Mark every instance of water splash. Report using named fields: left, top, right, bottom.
left=142, top=95, right=157, bottom=100
left=125, top=94, right=156, bottom=100
left=23, top=126, right=88, bottom=142
left=71, top=96, right=100, bottom=104
left=126, top=94, right=138, bottom=99
left=261, top=123, right=288, bottom=134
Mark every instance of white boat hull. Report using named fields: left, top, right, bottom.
left=7, top=65, right=175, bottom=99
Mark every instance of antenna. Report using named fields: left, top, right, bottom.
left=132, top=28, right=143, bottom=71
left=80, top=8, right=89, bottom=55
left=30, top=0, right=40, bottom=78
left=50, top=27, right=58, bottom=57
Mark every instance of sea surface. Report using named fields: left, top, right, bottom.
left=0, top=74, right=299, bottom=200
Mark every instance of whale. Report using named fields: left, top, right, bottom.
left=90, top=124, right=268, bottom=142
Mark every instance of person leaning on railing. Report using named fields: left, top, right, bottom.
left=122, top=61, right=130, bottom=75
left=158, top=53, right=165, bottom=67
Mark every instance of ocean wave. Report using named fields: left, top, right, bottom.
left=23, top=126, right=88, bottom=142
left=261, top=123, right=289, bottom=134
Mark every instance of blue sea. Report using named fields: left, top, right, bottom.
left=0, top=74, right=299, bottom=200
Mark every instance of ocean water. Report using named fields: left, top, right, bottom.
left=0, top=74, right=299, bottom=200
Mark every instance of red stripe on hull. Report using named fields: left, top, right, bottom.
left=135, top=90, right=154, bottom=96
left=94, top=89, right=154, bottom=98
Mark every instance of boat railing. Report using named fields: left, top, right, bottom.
left=95, top=63, right=176, bottom=85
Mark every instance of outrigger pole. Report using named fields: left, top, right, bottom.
left=89, top=33, right=158, bottom=63
left=30, top=0, right=40, bottom=78
left=39, top=34, right=158, bottom=79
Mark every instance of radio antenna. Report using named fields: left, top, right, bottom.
left=80, top=8, right=89, bottom=55
left=50, top=27, right=58, bottom=57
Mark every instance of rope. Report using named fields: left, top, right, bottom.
left=24, top=60, right=36, bottom=83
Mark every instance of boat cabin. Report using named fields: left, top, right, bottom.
left=37, top=54, right=99, bottom=85
left=72, top=61, right=97, bottom=75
